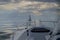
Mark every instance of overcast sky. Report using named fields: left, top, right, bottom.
left=0, top=0, right=58, bottom=27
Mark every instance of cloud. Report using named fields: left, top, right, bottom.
left=0, top=0, right=21, bottom=2
left=25, top=0, right=56, bottom=2
left=0, top=0, right=58, bottom=16
left=17, top=1, right=58, bottom=15
left=0, top=0, right=10, bottom=2
left=0, top=3, right=17, bottom=10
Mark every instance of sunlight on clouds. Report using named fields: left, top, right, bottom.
left=17, top=1, right=58, bottom=9
left=17, top=1, right=58, bottom=15
left=0, top=1, right=58, bottom=11
left=0, top=1, right=58, bottom=15
left=40, top=3, right=58, bottom=9
left=18, top=1, right=32, bottom=8
left=1, top=3, right=17, bottom=10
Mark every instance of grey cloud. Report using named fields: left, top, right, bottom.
left=0, top=0, right=10, bottom=2
left=0, top=0, right=20, bottom=2
left=0, top=0, right=18, bottom=5
left=0, top=0, right=11, bottom=5
left=25, top=0, right=57, bottom=2
left=0, top=0, right=58, bottom=3
left=15, top=0, right=22, bottom=2
left=0, top=0, right=22, bottom=5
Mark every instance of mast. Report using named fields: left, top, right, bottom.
left=28, top=14, right=32, bottom=26
left=26, top=14, right=32, bottom=37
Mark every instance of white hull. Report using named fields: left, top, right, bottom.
left=11, top=27, right=50, bottom=40
left=11, top=27, right=60, bottom=40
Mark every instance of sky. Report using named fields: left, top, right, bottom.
left=0, top=0, right=59, bottom=27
